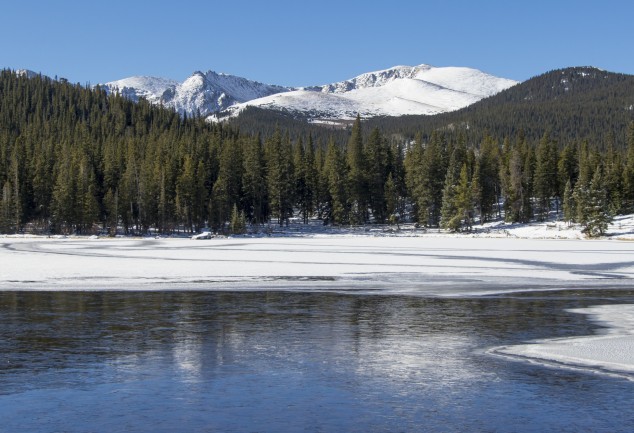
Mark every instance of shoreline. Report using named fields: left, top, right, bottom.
left=2, top=232, right=634, bottom=379
left=490, top=304, right=634, bottom=379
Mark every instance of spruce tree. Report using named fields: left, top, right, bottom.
left=0, top=181, right=17, bottom=233
left=413, top=131, right=446, bottom=227
left=230, top=203, right=247, bottom=235
left=477, top=135, right=500, bottom=222
left=562, top=179, right=575, bottom=225
left=324, top=137, right=348, bottom=225
left=456, top=164, right=474, bottom=232
left=440, top=142, right=466, bottom=231
left=579, top=168, right=611, bottom=237
left=534, top=133, right=555, bottom=221
left=558, top=143, right=578, bottom=202
left=384, top=172, right=400, bottom=227
left=242, top=135, right=268, bottom=225
left=622, top=121, right=634, bottom=210
left=176, top=156, right=196, bottom=233
left=365, top=127, right=388, bottom=223
left=346, top=115, right=367, bottom=224
left=404, top=133, right=425, bottom=223
left=266, top=129, right=294, bottom=226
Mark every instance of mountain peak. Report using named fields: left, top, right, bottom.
left=218, top=64, right=518, bottom=122
left=101, top=64, right=517, bottom=121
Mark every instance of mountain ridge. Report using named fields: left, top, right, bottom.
left=100, top=64, right=517, bottom=121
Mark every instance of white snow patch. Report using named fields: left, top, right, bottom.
left=101, top=64, right=516, bottom=121
left=221, top=64, right=517, bottom=120
left=2, top=214, right=633, bottom=295
left=491, top=304, right=634, bottom=378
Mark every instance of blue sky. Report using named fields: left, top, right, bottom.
left=2, top=1, right=632, bottom=86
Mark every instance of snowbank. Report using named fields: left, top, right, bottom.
left=491, top=305, right=634, bottom=378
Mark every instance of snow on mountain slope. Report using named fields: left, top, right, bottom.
left=215, top=64, right=518, bottom=121
left=103, top=76, right=179, bottom=104
left=102, top=64, right=517, bottom=121
left=103, top=71, right=291, bottom=116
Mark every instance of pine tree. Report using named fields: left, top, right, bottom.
left=404, top=133, right=425, bottom=223
left=211, top=136, right=243, bottom=230
left=477, top=135, right=500, bottom=222
left=604, top=136, right=623, bottom=214
left=176, top=156, right=196, bottom=233
left=440, top=166, right=459, bottom=231
left=193, top=160, right=208, bottom=231
left=558, top=143, right=578, bottom=201
left=456, top=164, right=474, bottom=232
left=242, top=135, right=268, bottom=225
left=411, top=131, right=446, bottom=227
left=533, top=133, right=556, bottom=221
left=266, top=129, right=294, bottom=226
left=76, top=154, right=100, bottom=234
left=293, top=136, right=317, bottom=224
left=5, top=152, right=23, bottom=232
left=470, top=159, right=482, bottom=223
left=578, top=167, right=611, bottom=237
left=562, top=179, right=575, bottom=225
left=440, top=141, right=466, bottom=231
left=230, top=203, right=247, bottom=235
left=522, top=144, right=535, bottom=222
left=302, top=134, right=318, bottom=223
left=441, top=163, right=472, bottom=232
left=346, top=115, right=367, bottom=224
left=119, top=141, right=140, bottom=234
left=0, top=181, right=17, bottom=233
left=323, top=137, right=348, bottom=225
left=384, top=172, right=400, bottom=227
left=365, top=127, right=388, bottom=223
left=51, top=154, right=77, bottom=234
left=622, top=121, right=634, bottom=210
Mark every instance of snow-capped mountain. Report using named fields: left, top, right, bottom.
left=220, top=65, right=518, bottom=122
left=102, top=64, right=518, bottom=121
left=102, top=71, right=291, bottom=116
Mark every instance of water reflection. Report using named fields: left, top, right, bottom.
left=0, top=290, right=633, bottom=432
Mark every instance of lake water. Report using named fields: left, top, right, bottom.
left=1, top=290, right=634, bottom=432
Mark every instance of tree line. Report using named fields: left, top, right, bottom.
left=1, top=70, right=633, bottom=237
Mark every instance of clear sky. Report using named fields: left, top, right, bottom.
left=2, top=0, right=632, bottom=86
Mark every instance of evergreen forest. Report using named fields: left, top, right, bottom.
left=1, top=69, right=634, bottom=237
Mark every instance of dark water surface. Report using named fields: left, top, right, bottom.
left=1, top=290, right=634, bottom=432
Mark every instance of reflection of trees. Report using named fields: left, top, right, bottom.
left=1, top=290, right=631, bottom=379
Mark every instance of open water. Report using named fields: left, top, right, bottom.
left=1, top=290, right=634, bottom=432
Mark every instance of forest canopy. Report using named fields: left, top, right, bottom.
left=1, top=69, right=633, bottom=237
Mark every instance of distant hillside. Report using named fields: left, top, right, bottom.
left=230, top=67, right=634, bottom=148
left=365, top=67, right=634, bottom=147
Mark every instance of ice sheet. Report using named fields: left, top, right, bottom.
left=491, top=304, right=634, bottom=377
left=1, top=236, right=633, bottom=294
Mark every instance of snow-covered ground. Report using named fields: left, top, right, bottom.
left=2, top=214, right=634, bottom=291
left=2, top=215, right=634, bottom=378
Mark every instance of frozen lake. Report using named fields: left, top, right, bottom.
left=2, top=236, right=634, bottom=294
left=1, top=290, right=634, bottom=432
left=1, top=236, right=634, bottom=431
